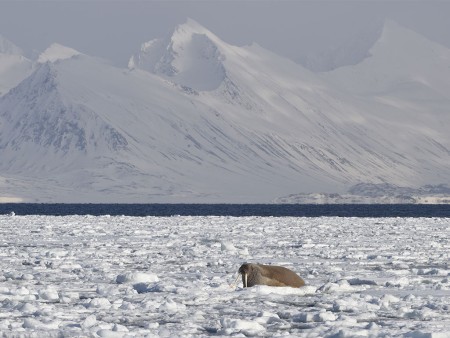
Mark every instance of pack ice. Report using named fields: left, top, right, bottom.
left=1, top=214, right=449, bottom=337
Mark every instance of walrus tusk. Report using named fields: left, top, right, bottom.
left=230, top=273, right=241, bottom=288
left=238, top=263, right=305, bottom=288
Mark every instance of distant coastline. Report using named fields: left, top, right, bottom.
left=274, top=193, right=450, bottom=204
left=275, top=183, right=450, bottom=204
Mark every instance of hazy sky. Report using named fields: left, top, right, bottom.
left=1, top=1, right=450, bottom=69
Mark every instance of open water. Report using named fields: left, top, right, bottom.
left=0, top=204, right=449, bottom=217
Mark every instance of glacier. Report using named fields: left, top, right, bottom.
left=0, top=19, right=449, bottom=203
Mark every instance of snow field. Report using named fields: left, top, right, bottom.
left=0, top=215, right=449, bottom=337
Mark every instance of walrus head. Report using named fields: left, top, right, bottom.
left=238, top=263, right=305, bottom=288
left=238, top=263, right=255, bottom=288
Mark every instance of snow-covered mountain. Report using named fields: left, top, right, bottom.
left=321, top=20, right=450, bottom=196
left=0, top=19, right=449, bottom=203
left=322, top=20, right=450, bottom=147
left=324, top=20, right=450, bottom=96
left=129, top=19, right=226, bottom=91
left=0, top=34, right=33, bottom=96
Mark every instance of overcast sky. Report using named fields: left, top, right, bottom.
left=1, top=1, right=450, bottom=69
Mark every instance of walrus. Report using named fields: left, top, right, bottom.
left=238, top=263, right=305, bottom=288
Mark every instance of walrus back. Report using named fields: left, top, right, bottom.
left=258, top=264, right=305, bottom=287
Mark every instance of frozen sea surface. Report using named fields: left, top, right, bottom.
left=0, top=215, right=449, bottom=337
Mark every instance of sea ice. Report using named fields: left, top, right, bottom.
left=0, top=215, right=449, bottom=337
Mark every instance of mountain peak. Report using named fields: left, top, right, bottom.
left=0, top=34, right=23, bottom=55
left=0, top=35, right=33, bottom=96
left=129, top=18, right=226, bottom=91
left=379, top=19, right=422, bottom=41
left=175, top=18, right=212, bottom=36
left=169, top=18, right=222, bottom=46
left=38, top=43, right=81, bottom=64
left=371, top=19, right=445, bottom=56
left=324, top=19, right=450, bottom=96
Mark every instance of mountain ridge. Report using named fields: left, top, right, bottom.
left=0, top=34, right=24, bottom=55
left=0, top=35, right=33, bottom=96
left=1, top=19, right=449, bottom=203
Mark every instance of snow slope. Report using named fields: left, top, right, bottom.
left=1, top=20, right=449, bottom=202
left=323, top=20, right=450, bottom=148
left=1, top=215, right=449, bottom=336
left=0, top=34, right=33, bottom=96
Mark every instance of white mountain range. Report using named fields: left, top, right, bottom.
left=0, top=19, right=449, bottom=203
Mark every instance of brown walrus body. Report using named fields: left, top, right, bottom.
left=238, top=263, right=305, bottom=288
